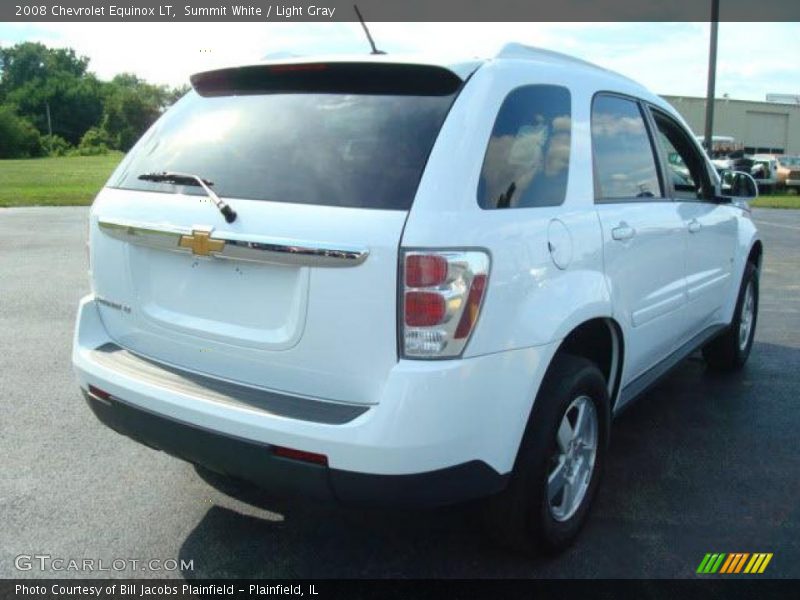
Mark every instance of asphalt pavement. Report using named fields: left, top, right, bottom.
left=1, top=206, right=798, bottom=578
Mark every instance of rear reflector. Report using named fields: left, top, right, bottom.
left=87, top=385, right=112, bottom=401
left=455, top=274, right=487, bottom=338
left=272, top=446, right=328, bottom=466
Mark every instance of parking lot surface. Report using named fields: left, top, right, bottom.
left=1, top=206, right=798, bottom=578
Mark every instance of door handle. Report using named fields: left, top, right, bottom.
left=611, top=224, right=636, bottom=241
left=688, top=219, right=702, bottom=234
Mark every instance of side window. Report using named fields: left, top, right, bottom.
left=591, top=94, right=662, bottom=201
left=478, top=85, right=571, bottom=209
left=650, top=109, right=712, bottom=201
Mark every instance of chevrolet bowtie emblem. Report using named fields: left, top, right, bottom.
left=178, top=230, right=225, bottom=256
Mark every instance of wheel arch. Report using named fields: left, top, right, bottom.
left=502, top=316, right=624, bottom=484
left=722, top=236, right=763, bottom=325
left=747, top=239, right=763, bottom=271
left=553, top=317, right=625, bottom=413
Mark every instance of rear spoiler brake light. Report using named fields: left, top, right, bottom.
left=190, top=62, right=464, bottom=97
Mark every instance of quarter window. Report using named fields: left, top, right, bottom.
left=478, top=85, right=571, bottom=209
left=591, top=94, right=662, bottom=201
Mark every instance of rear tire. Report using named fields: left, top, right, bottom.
left=483, top=354, right=609, bottom=555
left=703, top=261, right=759, bottom=371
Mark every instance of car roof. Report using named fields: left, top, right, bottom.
left=489, top=43, right=665, bottom=106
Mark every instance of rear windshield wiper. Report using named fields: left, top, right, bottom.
left=137, top=171, right=237, bottom=223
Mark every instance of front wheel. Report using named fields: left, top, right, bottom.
left=703, top=261, right=759, bottom=371
left=483, top=354, right=609, bottom=554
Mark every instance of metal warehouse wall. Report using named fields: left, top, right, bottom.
left=662, top=96, right=800, bottom=155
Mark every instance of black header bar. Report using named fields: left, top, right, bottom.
left=3, top=0, right=800, bottom=22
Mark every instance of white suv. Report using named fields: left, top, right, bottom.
left=72, top=44, right=762, bottom=553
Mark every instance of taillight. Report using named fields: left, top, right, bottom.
left=405, top=254, right=448, bottom=287
left=405, top=291, right=446, bottom=326
left=400, top=250, right=490, bottom=359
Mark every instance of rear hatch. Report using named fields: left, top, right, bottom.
left=89, top=61, right=464, bottom=405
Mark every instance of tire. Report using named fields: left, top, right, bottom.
left=483, top=354, right=610, bottom=555
left=703, top=261, right=759, bottom=371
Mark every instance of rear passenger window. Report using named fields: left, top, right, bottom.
left=591, top=94, right=662, bottom=201
left=478, top=85, right=571, bottom=209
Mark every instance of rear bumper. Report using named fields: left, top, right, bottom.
left=73, top=295, right=557, bottom=507
left=83, top=389, right=505, bottom=508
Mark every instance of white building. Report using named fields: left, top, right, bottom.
left=662, top=95, right=800, bottom=155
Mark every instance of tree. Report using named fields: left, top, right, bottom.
left=101, top=73, right=170, bottom=150
left=0, top=42, right=88, bottom=90
left=0, top=42, right=188, bottom=156
left=0, top=105, right=42, bottom=158
left=0, top=42, right=103, bottom=145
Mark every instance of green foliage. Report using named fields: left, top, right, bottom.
left=0, top=42, right=88, bottom=91
left=0, top=42, right=187, bottom=157
left=0, top=105, right=42, bottom=158
left=101, top=73, right=170, bottom=150
left=1, top=42, right=103, bottom=145
left=76, top=126, right=112, bottom=155
left=40, top=134, right=71, bottom=156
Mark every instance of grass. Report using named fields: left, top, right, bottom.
left=751, top=191, right=800, bottom=209
left=0, top=153, right=123, bottom=207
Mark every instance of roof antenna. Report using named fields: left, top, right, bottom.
left=353, top=5, right=385, bottom=55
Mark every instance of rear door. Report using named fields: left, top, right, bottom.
left=89, top=62, right=464, bottom=405
left=592, top=94, right=689, bottom=383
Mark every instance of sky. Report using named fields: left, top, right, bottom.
left=0, top=21, right=798, bottom=101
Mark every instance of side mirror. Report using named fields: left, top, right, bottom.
left=717, top=169, right=758, bottom=202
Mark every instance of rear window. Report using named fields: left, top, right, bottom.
left=109, top=65, right=460, bottom=210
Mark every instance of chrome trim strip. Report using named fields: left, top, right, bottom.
left=98, top=218, right=369, bottom=267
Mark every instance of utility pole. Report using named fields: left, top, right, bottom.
left=45, top=101, right=52, bottom=137
left=45, top=100, right=53, bottom=154
left=703, top=0, right=719, bottom=154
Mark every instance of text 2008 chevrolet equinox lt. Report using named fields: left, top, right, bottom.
left=73, top=44, right=762, bottom=553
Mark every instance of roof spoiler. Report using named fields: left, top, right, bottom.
left=190, top=62, right=464, bottom=97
